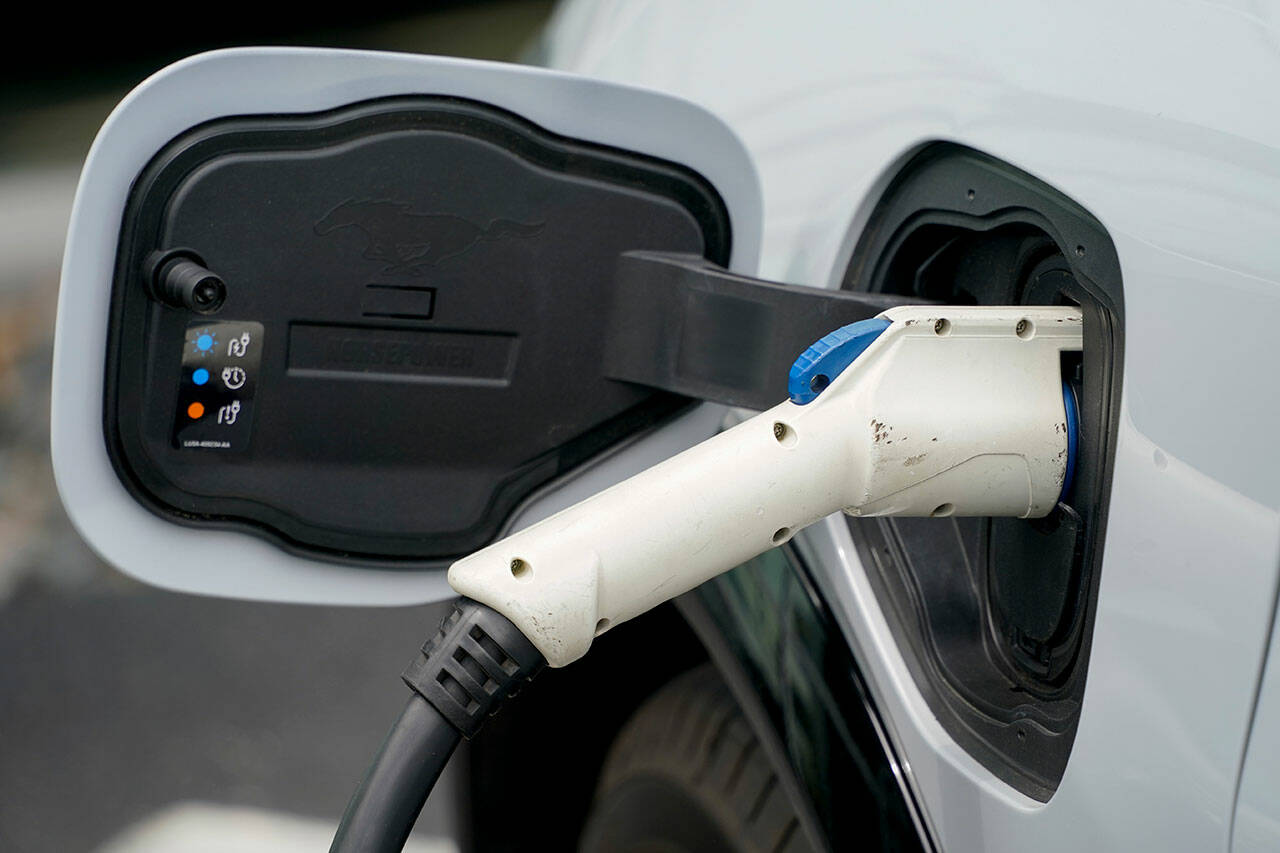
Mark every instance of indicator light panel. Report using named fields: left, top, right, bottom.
left=172, top=321, right=263, bottom=451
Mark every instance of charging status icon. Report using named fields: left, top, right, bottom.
left=189, top=329, right=218, bottom=357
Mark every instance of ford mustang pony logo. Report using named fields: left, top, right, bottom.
left=314, top=199, right=544, bottom=275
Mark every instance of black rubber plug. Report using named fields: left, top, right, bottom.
left=153, top=255, right=226, bottom=314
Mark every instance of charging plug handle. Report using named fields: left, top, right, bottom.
left=332, top=305, right=1082, bottom=853
left=451, top=305, right=1084, bottom=667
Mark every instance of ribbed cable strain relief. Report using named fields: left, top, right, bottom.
left=402, top=598, right=546, bottom=739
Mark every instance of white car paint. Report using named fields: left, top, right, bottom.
left=540, top=1, right=1280, bottom=850
left=1236, top=605, right=1280, bottom=852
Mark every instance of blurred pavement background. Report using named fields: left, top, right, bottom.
left=0, top=3, right=553, bottom=850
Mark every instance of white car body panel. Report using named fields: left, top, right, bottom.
left=1236, top=613, right=1280, bottom=852
left=542, top=1, right=1280, bottom=849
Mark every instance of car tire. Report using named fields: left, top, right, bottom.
left=579, top=663, right=814, bottom=853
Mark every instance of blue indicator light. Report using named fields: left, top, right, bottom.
left=192, top=368, right=210, bottom=386
left=189, top=328, right=219, bottom=358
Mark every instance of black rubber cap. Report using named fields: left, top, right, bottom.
left=154, top=256, right=226, bottom=314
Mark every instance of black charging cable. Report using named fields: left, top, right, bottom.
left=330, top=598, right=545, bottom=852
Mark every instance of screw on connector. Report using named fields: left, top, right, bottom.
left=772, top=421, right=797, bottom=447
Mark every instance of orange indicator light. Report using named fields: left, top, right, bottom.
left=187, top=402, right=205, bottom=419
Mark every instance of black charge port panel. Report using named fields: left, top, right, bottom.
left=106, top=97, right=731, bottom=565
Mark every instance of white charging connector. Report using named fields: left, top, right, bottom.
left=449, top=305, right=1083, bottom=667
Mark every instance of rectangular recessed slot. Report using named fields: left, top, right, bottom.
left=361, top=283, right=437, bottom=320
left=288, top=323, right=516, bottom=385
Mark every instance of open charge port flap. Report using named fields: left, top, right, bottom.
left=103, top=96, right=733, bottom=565
left=840, top=143, right=1122, bottom=799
